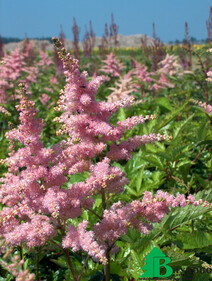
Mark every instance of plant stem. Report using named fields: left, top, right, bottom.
left=36, top=253, right=39, bottom=281
left=63, top=248, right=77, bottom=280
left=101, top=188, right=106, bottom=212
left=191, top=220, right=194, bottom=233
left=87, top=207, right=102, bottom=219
left=18, top=245, right=23, bottom=270
left=57, top=219, right=77, bottom=280
left=76, top=256, right=89, bottom=281
left=101, top=189, right=110, bottom=280
left=104, top=249, right=110, bottom=281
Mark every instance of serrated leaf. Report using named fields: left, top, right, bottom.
left=194, top=189, right=212, bottom=201
left=193, top=140, right=212, bottom=151
left=197, top=121, right=210, bottom=141
left=117, top=107, right=126, bottom=122
left=128, top=250, right=144, bottom=279
left=142, top=154, right=164, bottom=169
left=176, top=231, right=212, bottom=249
left=135, top=166, right=145, bottom=194
left=155, top=97, right=173, bottom=111
left=161, top=204, right=210, bottom=231
left=173, top=114, right=194, bottom=138
left=162, top=246, right=202, bottom=267
left=176, top=159, right=193, bottom=169
left=125, top=185, right=138, bottom=197
left=156, top=102, right=188, bottom=130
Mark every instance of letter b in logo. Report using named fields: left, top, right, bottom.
left=154, top=256, right=173, bottom=277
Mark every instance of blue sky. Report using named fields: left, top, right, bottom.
left=0, top=0, right=211, bottom=42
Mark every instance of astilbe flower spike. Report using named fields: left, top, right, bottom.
left=0, top=85, right=94, bottom=245
left=0, top=47, right=38, bottom=103
left=191, top=99, right=212, bottom=115
left=206, top=70, right=212, bottom=82
left=107, top=71, right=138, bottom=102
left=100, top=52, right=124, bottom=80
left=93, top=191, right=211, bottom=249
left=52, top=37, right=165, bottom=170
left=0, top=253, right=34, bottom=281
left=158, top=54, right=183, bottom=76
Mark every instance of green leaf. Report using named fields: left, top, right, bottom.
left=176, top=159, right=193, bottom=169
left=161, top=205, right=210, bottom=231
left=50, top=257, right=69, bottom=268
left=155, top=97, right=173, bottom=111
left=127, top=250, right=144, bottom=279
left=176, top=231, right=212, bottom=249
left=194, top=188, right=212, bottom=201
left=110, top=262, right=122, bottom=275
left=88, top=271, right=104, bottom=281
left=125, top=185, right=138, bottom=197
left=135, top=166, right=145, bottom=194
left=141, top=154, right=164, bottom=169
left=156, top=102, right=188, bottom=130
left=197, top=121, right=210, bottom=141
left=173, top=114, right=194, bottom=138
left=117, top=107, right=126, bottom=121
left=162, top=246, right=202, bottom=267
left=193, top=140, right=212, bottom=151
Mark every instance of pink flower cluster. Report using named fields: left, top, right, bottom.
left=158, top=54, right=183, bottom=76
left=3, top=255, right=34, bottom=281
left=131, top=61, right=175, bottom=94
left=93, top=191, right=211, bottom=247
left=107, top=133, right=171, bottom=161
left=62, top=221, right=107, bottom=264
left=107, top=71, right=137, bottom=102
left=192, top=99, right=212, bottom=115
left=99, top=54, right=177, bottom=99
left=0, top=47, right=38, bottom=103
left=100, top=52, right=124, bottom=79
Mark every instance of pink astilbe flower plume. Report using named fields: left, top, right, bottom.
left=62, top=220, right=107, bottom=264
left=158, top=54, right=183, bottom=76
left=132, top=61, right=156, bottom=96
left=0, top=47, right=38, bottom=103
left=149, top=73, right=175, bottom=91
left=107, top=71, right=138, bottom=102
left=93, top=191, right=211, bottom=250
left=100, top=52, right=124, bottom=80
left=0, top=253, right=34, bottom=281
left=191, top=99, right=212, bottom=115
left=38, top=50, right=54, bottom=68
left=206, top=70, right=212, bottom=82
left=52, top=38, right=164, bottom=173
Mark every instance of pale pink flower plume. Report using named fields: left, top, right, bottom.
left=107, top=71, right=137, bottom=102
left=38, top=50, right=54, bottom=67
left=39, top=93, right=50, bottom=105
left=0, top=47, right=38, bottom=103
left=192, top=99, right=212, bottom=115
left=206, top=70, right=212, bottom=82
left=100, top=53, right=124, bottom=79
left=158, top=54, right=183, bottom=76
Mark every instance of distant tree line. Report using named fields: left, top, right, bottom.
left=1, top=37, right=53, bottom=44
left=169, top=37, right=209, bottom=45
left=1, top=36, right=209, bottom=45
